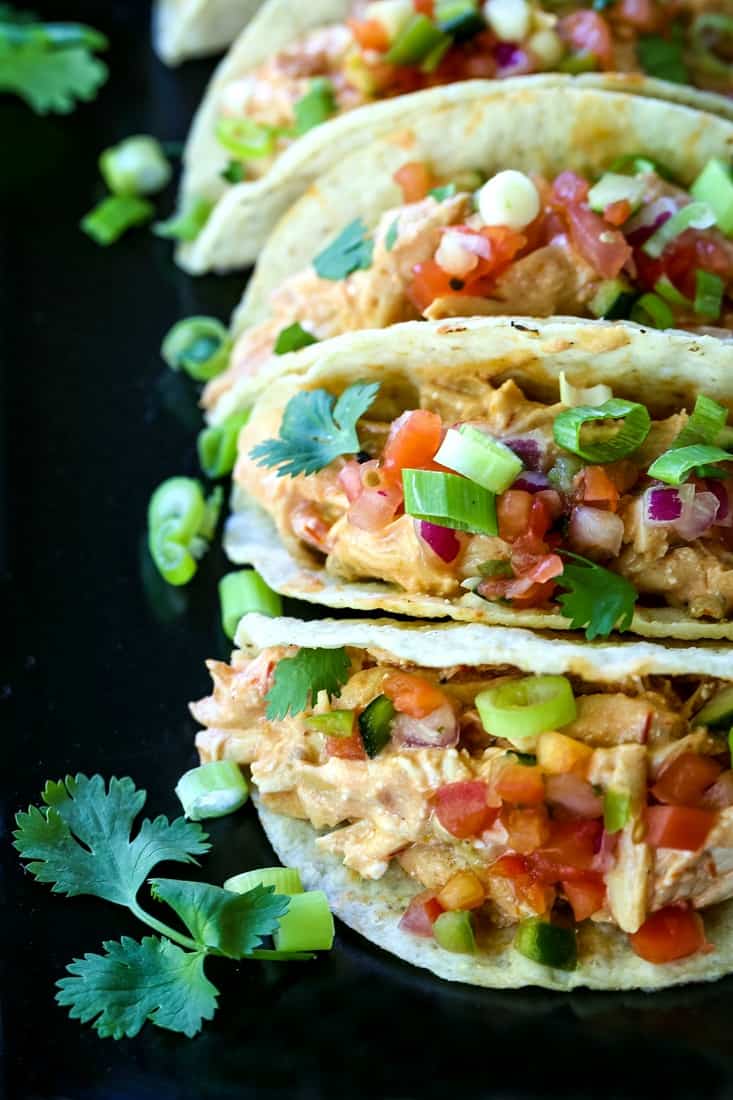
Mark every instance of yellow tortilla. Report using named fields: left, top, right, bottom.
left=153, top=0, right=265, bottom=65
left=223, top=316, right=733, bottom=641
left=178, top=22, right=733, bottom=273
left=231, top=613, right=733, bottom=990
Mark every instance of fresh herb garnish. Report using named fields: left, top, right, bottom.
left=14, top=775, right=314, bottom=1039
left=154, top=197, right=213, bottom=242
left=293, top=77, right=335, bottom=135
left=429, top=183, right=457, bottom=202
left=313, top=219, right=374, bottom=280
left=556, top=552, right=637, bottom=640
left=0, top=9, right=108, bottom=113
left=80, top=195, right=155, bottom=246
left=221, top=159, right=246, bottom=184
left=637, top=29, right=689, bottom=84
left=274, top=321, right=319, bottom=355
left=265, top=647, right=351, bottom=719
left=250, top=381, right=379, bottom=477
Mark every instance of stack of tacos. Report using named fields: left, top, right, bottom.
left=177, top=17, right=733, bottom=988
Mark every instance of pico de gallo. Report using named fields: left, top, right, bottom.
left=192, top=641, right=733, bottom=969
left=204, top=155, right=733, bottom=411
left=213, top=0, right=732, bottom=182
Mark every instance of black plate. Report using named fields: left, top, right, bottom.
left=3, top=4, right=733, bottom=1097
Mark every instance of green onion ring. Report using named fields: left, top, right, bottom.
left=553, top=398, right=651, bottom=463
left=475, top=675, right=577, bottom=744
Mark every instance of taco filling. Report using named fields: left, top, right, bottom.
left=205, top=157, right=733, bottom=409
left=192, top=641, right=733, bottom=970
left=236, top=365, right=733, bottom=637
left=214, top=1, right=732, bottom=182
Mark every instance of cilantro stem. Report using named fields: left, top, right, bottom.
left=129, top=901, right=202, bottom=953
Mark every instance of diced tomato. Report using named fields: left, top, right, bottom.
left=582, top=466, right=620, bottom=511
left=348, top=487, right=402, bottom=531
left=399, top=890, right=444, bottom=937
left=651, top=753, right=723, bottom=808
left=489, top=853, right=552, bottom=913
left=603, top=199, right=632, bottom=227
left=382, top=670, right=449, bottom=718
left=394, top=162, right=434, bottom=203
left=507, top=579, right=559, bottom=609
left=645, top=805, right=715, bottom=851
left=701, top=770, right=733, bottom=810
left=527, top=495, right=553, bottom=540
left=498, top=490, right=534, bottom=541
left=565, top=204, right=632, bottom=279
left=382, top=409, right=443, bottom=484
left=497, top=763, right=546, bottom=806
left=557, top=9, right=615, bottom=69
left=563, top=874, right=606, bottom=921
left=434, top=780, right=498, bottom=839
left=437, top=870, right=486, bottom=911
left=408, top=259, right=456, bottom=312
left=629, top=905, right=709, bottom=964
left=528, top=819, right=602, bottom=883
left=502, top=805, right=551, bottom=854
left=489, top=853, right=529, bottom=879
left=348, top=18, right=391, bottom=52
left=326, top=732, right=367, bottom=760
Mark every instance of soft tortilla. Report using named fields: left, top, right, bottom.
left=232, top=613, right=733, bottom=990
left=223, top=316, right=733, bottom=641
left=177, top=14, right=733, bottom=273
left=153, top=0, right=264, bottom=65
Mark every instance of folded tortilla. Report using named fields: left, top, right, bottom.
left=177, top=14, right=733, bottom=273
left=153, top=0, right=265, bottom=65
left=192, top=612, right=733, bottom=990
left=223, top=315, right=733, bottom=641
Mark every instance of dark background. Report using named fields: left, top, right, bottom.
left=3, top=3, right=733, bottom=1097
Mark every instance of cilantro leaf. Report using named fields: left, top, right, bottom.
left=150, top=879, right=289, bottom=957
left=313, top=219, right=374, bottom=280
left=265, top=647, right=351, bottom=719
left=0, top=39, right=107, bottom=112
left=250, top=381, right=379, bottom=477
left=274, top=321, right=318, bottom=355
left=555, top=553, right=637, bottom=640
left=13, top=774, right=210, bottom=906
left=637, top=30, right=688, bottom=84
left=56, top=936, right=217, bottom=1039
left=293, top=77, right=335, bottom=136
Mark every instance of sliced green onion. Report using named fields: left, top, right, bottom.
left=420, top=34, right=452, bottom=72
left=654, top=276, right=692, bottom=309
left=475, top=675, right=577, bottom=746
left=588, top=278, right=635, bottom=320
left=434, top=0, right=484, bottom=38
left=553, top=399, right=651, bottom=463
left=148, top=476, right=205, bottom=543
left=221, top=159, right=246, bottom=184
left=402, top=469, right=497, bottom=535
left=148, top=520, right=198, bottom=586
left=162, top=316, right=231, bottom=382
left=359, top=694, right=395, bottom=757
left=99, top=135, right=171, bottom=196
left=587, top=172, right=646, bottom=214
left=274, top=321, right=318, bottom=355
left=603, top=789, right=631, bottom=834
left=637, top=31, right=688, bottom=85
left=434, top=426, right=523, bottom=493
left=694, top=269, right=724, bottom=319
left=433, top=910, right=475, bottom=954
left=80, top=195, right=154, bottom=245
left=690, top=15, right=733, bottom=79
left=642, top=202, right=717, bottom=259
left=294, top=77, right=335, bottom=135
left=675, top=394, right=728, bottom=448
left=305, top=710, right=355, bottom=737
left=385, top=13, right=448, bottom=65
left=198, top=408, right=250, bottom=478
left=154, top=197, right=213, bottom=242
left=694, top=685, right=733, bottom=729
left=690, top=158, right=733, bottom=237
left=200, top=486, right=223, bottom=543
left=224, top=867, right=303, bottom=895
left=559, top=371, right=613, bottom=409
left=215, top=116, right=276, bottom=159
left=647, top=443, right=732, bottom=485
left=630, top=292, right=674, bottom=330
left=273, top=890, right=335, bottom=952
left=175, top=761, right=249, bottom=820
left=514, top=919, right=577, bottom=970
left=219, top=569, right=283, bottom=639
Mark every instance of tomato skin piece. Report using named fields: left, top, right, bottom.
left=629, top=906, right=709, bottom=964
left=651, top=753, right=723, bottom=808
left=382, top=409, right=443, bottom=482
left=399, top=890, right=444, bottom=937
left=563, top=875, right=606, bottom=921
left=527, top=819, right=602, bottom=882
left=645, top=805, right=715, bottom=851
left=434, top=780, right=498, bottom=839
left=382, top=670, right=449, bottom=718
left=394, top=162, right=434, bottom=203
left=326, top=732, right=367, bottom=760
left=348, top=18, right=390, bottom=51
left=497, top=763, right=546, bottom=806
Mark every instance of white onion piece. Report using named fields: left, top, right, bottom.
left=435, top=231, right=481, bottom=277
left=568, top=506, right=625, bottom=557
left=391, top=704, right=458, bottom=748
left=673, top=490, right=720, bottom=541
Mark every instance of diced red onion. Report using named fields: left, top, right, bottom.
left=625, top=198, right=677, bottom=237
left=707, top=479, right=732, bottom=527
left=391, top=704, right=458, bottom=749
left=673, top=490, right=720, bottom=540
left=544, top=773, right=603, bottom=819
left=398, top=892, right=441, bottom=937
left=418, top=520, right=461, bottom=563
left=645, top=485, right=684, bottom=523
left=493, top=42, right=532, bottom=74
left=511, top=471, right=550, bottom=493
left=568, top=505, right=625, bottom=557
left=504, top=436, right=544, bottom=471
left=592, top=829, right=619, bottom=873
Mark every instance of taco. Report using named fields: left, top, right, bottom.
left=191, top=612, right=733, bottom=989
left=175, top=3, right=733, bottom=272
left=222, top=316, right=733, bottom=641
left=198, top=87, right=733, bottom=411
left=153, top=0, right=265, bottom=65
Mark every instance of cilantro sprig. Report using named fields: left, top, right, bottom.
left=14, top=774, right=315, bottom=1040
left=556, top=552, right=638, bottom=640
left=313, top=219, right=374, bottom=280
left=250, top=381, right=379, bottom=477
left=0, top=7, right=108, bottom=114
left=266, top=647, right=351, bottom=719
